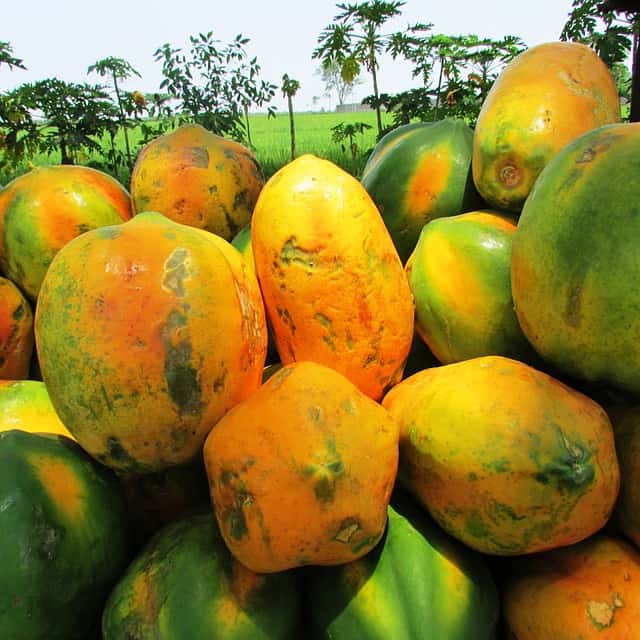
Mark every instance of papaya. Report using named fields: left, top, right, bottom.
left=306, top=495, right=499, bottom=640
left=130, top=123, right=263, bottom=239
left=0, top=380, right=73, bottom=438
left=35, top=212, right=267, bottom=473
left=203, top=361, right=399, bottom=573
left=102, top=511, right=301, bottom=639
left=361, top=118, right=483, bottom=262
left=503, top=535, right=640, bottom=639
left=610, top=404, right=640, bottom=547
left=473, top=41, right=620, bottom=212
left=406, top=210, right=536, bottom=365
left=251, top=154, right=414, bottom=401
left=512, top=122, right=640, bottom=396
left=0, top=276, right=33, bottom=379
left=0, top=165, right=132, bottom=300
left=0, top=430, right=132, bottom=639
left=382, top=355, right=619, bottom=555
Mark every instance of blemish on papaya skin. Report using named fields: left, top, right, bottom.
left=587, top=594, right=624, bottom=630
left=334, top=518, right=361, bottom=543
left=161, top=308, right=202, bottom=416
left=30, top=457, right=84, bottom=520
left=96, top=226, right=122, bottom=240
left=219, top=469, right=254, bottom=541
left=162, top=247, right=191, bottom=297
left=279, top=236, right=320, bottom=270
left=183, top=146, right=209, bottom=168
left=499, top=163, right=522, bottom=189
left=276, top=306, right=296, bottom=335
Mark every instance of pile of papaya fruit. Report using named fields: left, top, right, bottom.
left=0, top=39, right=639, bottom=639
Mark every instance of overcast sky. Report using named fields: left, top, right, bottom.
left=1, top=0, right=577, bottom=111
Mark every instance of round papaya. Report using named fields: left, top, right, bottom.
left=0, top=380, right=73, bottom=438
left=361, top=118, right=484, bottom=262
left=0, top=430, right=132, bottom=639
left=503, top=535, right=640, bottom=639
left=473, top=41, right=620, bottom=212
left=35, top=211, right=267, bottom=473
left=306, top=495, right=499, bottom=640
left=512, top=122, right=640, bottom=396
left=406, top=210, right=536, bottom=365
left=0, top=165, right=132, bottom=300
left=251, top=154, right=414, bottom=401
left=203, top=361, right=399, bottom=573
left=130, top=123, right=263, bottom=239
left=0, top=276, right=33, bottom=379
left=382, top=355, right=619, bottom=555
left=102, top=511, right=301, bottom=639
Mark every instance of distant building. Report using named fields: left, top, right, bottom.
left=335, top=102, right=373, bottom=113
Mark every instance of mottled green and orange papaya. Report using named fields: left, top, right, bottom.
left=35, top=212, right=267, bottom=473
left=512, top=122, right=640, bottom=395
left=503, top=535, right=640, bottom=639
left=306, top=495, right=499, bottom=640
left=361, top=118, right=483, bottom=262
left=102, top=510, right=301, bottom=639
left=0, top=430, right=132, bottom=639
left=473, top=41, right=620, bottom=211
left=382, top=356, right=619, bottom=555
left=204, top=361, right=399, bottom=573
left=406, top=210, right=536, bottom=365
left=252, top=154, right=414, bottom=401
left=0, top=165, right=132, bottom=300
left=0, top=277, right=33, bottom=379
left=130, top=123, right=263, bottom=239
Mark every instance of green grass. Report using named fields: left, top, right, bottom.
left=0, top=110, right=395, bottom=187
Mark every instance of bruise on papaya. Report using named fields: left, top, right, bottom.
left=161, top=308, right=202, bottom=417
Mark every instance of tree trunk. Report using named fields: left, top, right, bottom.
left=370, top=44, right=383, bottom=137
left=434, top=55, right=445, bottom=121
left=630, top=21, right=640, bottom=122
left=60, top=137, right=73, bottom=165
left=244, top=103, right=253, bottom=147
left=113, top=73, right=133, bottom=166
left=287, top=94, right=296, bottom=161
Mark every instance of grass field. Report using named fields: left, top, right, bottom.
left=0, top=110, right=396, bottom=186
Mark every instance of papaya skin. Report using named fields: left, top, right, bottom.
left=406, top=210, right=536, bottom=365
left=382, top=356, right=619, bottom=556
left=0, top=165, right=132, bottom=300
left=130, top=123, right=263, bottom=239
left=504, top=535, right=640, bottom=639
left=472, top=41, right=620, bottom=212
left=35, top=212, right=267, bottom=473
left=512, top=122, right=640, bottom=396
left=361, top=119, right=484, bottom=262
left=0, top=277, right=33, bottom=379
left=203, top=361, right=399, bottom=573
left=251, top=154, right=414, bottom=401
left=0, top=380, right=73, bottom=439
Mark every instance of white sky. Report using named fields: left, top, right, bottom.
left=1, top=0, right=576, bottom=111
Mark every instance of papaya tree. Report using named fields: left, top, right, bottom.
left=154, top=31, right=277, bottom=141
left=282, top=74, right=301, bottom=161
left=88, top=56, right=141, bottom=168
left=0, top=42, right=32, bottom=170
left=0, top=42, right=26, bottom=70
left=313, top=1, right=407, bottom=136
left=561, top=0, right=639, bottom=120
left=12, top=79, right=117, bottom=165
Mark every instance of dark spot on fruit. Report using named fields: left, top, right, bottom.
left=12, top=304, right=24, bottom=321
left=577, top=148, right=596, bottom=164
left=499, top=164, right=522, bottom=188
left=184, top=146, right=209, bottom=168
left=161, top=309, right=202, bottom=416
left=314, top=476, right=335, bottom=503
left=96, top=226, right=122, bottom=240
left=162, top=247, right=190, bottom=297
